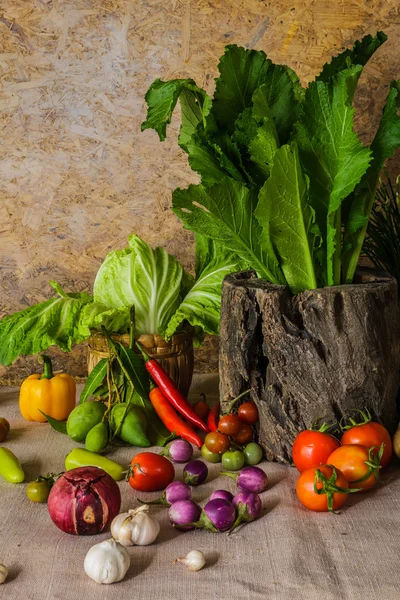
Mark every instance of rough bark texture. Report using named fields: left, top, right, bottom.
left=219, top=269, right=400, bottom=464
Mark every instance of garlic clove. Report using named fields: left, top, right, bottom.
left=174, top=550, right=206, bottom=571
left=0, top=564, right=8, bottom=584
left=111, top=505, right=160, bottom=547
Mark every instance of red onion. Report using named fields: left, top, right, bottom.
left=183, top=460, right=208, bottom=486
left=168, top=500, right=201, bottom=530
left=48, top=466, right=121, bottom=535
left=160, top=439, right=193, bottom=463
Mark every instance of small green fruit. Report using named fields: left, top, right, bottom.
left=111, top=404, right=150, bottom=447
left=66, top=402, right=106, bottom=442
left=85, top=421, right=109, bottom=453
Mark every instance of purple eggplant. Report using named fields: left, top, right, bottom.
left=160, top=439, right=193, bottom=463
left=220, top=466, right=268, bottom=494
left=168, top=500, right=202, bottom=530
left=137, top=481, right=191, bottom=507
left=194, top=498, right=236, bottom=533
left=183, top=460, right=208, bottom=486
left=230, top=491, right=262, bottom=533
left=209, top=489, right=234, bottom=503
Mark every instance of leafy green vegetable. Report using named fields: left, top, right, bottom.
left=143, top=32, right=400, bottom=295
left=80, top=302, right=130, bottom=334
left=294, top=65, right=372, bottom=285
left=165, top=245, right=244, bottom=340
left=93, top=234, right=185, bottom=338
left=172, top=178, right=284, bottom=284
left=0, top=283, right=92, bottom=366
left=141, top=78, right=210, bottom=143
left=255, top=143, right=317, bottom=294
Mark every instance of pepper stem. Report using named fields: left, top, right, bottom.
left=39, top=355, right=54, bottom=380
left=135, top=341, right=150, bottom=362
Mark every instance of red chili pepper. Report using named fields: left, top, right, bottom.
left=207, top=403, right=220, bottom=432
left=137, top=345, right=209, bottom=433
left=149, top=387, right=203, bottom=448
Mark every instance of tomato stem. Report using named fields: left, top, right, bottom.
left=339, top=408, right=373, bottom=432
left=224, top=389, right=253, bottom=415
left=313, top=466, right=361, bottom=513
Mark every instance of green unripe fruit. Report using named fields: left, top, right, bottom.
left=66, top=402, right=106, bottom=442
left=85, top=420, right=109, bottom=453
left=110, top=404, right=150, bottom=447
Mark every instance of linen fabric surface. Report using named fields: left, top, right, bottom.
left=0, top=374, right=399, bottom=600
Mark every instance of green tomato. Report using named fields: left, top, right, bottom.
left=243, top=442, right=263, bottom=465
left=201, top=444, right=221, bottom=464
left=26, top=480, right=51, bottom=503
left=221, top=450, right=245, bottom=471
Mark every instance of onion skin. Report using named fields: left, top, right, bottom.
left=48, top=466, right=121, bottom=535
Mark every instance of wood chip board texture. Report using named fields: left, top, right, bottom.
left=0, top=0, right=400, bottom=383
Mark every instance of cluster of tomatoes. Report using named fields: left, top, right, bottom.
left=293, top=410, right=393, bottom=513
left=200, top=400, right=263, bottom=470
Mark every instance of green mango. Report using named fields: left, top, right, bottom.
left=85, top=420, right=109, bottom=453
left=66, top=402, right=106, bottom=442
left=111, top=403, right=150, bottom=447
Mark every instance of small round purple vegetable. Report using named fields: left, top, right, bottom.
left=183, top=460, right=208, bottom=486
left=160, top=439, right=193, bottom=463
left=230, top=491, right=262, bottom=532
left=220, top=466, right=268, bottom=493
left=168, top=500, right=202, bottom=531
left=199, top=498, right=236, bottom=532
left=209, top=489, right=234, bottom=503
left=138, top=481, right=192, bottom=507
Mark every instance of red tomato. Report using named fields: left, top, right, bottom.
left=296, top=465, right=350, bottom=512
left=327, top=444, right=382, bottom=492
left=292, top=429, right=340, bottom=472
left=128, top=452, right=175, bottom=492
left=238, top=402, right=259, bottom=425
left=341, top=422, right=392, bottom=468
left=193, top=400, right=210, bottom=421
left=218, top=414, right=242, bottom=436
left=205, top=431, right=230, bottom=454
left=232, top=422, right=253, bottom=445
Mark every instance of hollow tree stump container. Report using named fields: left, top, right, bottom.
left=219, top=268, right=400, bottom=464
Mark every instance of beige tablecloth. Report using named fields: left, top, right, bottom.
left=1, top=374, right=400, bottom=600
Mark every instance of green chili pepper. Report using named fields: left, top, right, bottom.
left=0, top=448, right=25, bottom=483
left=65, top=448, right=126, bottom=481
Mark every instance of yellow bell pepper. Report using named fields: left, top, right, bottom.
left=19, top=355, right=76, bottom=422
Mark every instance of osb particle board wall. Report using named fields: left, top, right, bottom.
left=0, top=0, right=399, bottom=384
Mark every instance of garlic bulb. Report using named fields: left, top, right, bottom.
left=174, top=550, right=206, bottom=571
left=84, top=539, right=130, bottom=584
left=111, top=505, right=160, bottom=547
left=0, top=564, right=8, bottom=584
